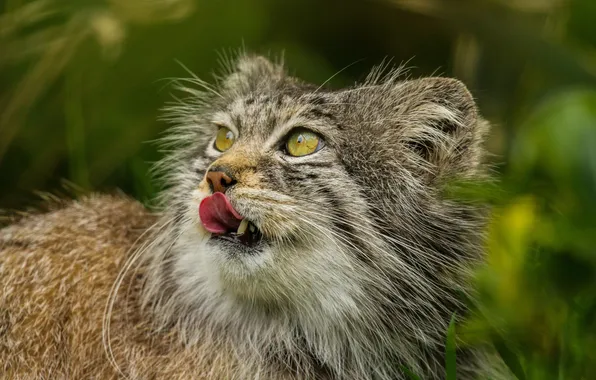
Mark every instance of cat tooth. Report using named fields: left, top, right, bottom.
left=237, top=219, right=249, bottom=236
left=249, top=223, right=256, bottom=233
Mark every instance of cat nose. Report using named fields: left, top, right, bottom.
left=205, top=167, right=237, bottom=194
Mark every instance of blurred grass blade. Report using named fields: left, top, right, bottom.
left=64, top=69, right=89, bottom=189
left=400, top=365, right=421, bottom=380
left=0, top=0, right=59, bottom=38
left=446, top=313, right=457, bottom=380
left=493, top=334, right=526, bottom=380
left=0, top=15, right=89, bottom=162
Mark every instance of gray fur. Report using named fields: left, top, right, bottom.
left=139, top=53, right=494, bottom=379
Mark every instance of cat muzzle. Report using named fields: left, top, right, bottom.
left=199, top=192, right=262, bottom=247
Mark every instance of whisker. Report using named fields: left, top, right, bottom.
left=314, top=58, right=366, bottom=93
left=174, top=60, right=225, bottom=99
left=102, top=216, right=174, bottom=377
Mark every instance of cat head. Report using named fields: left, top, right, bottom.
left=145, top=55, right=488, bottom=373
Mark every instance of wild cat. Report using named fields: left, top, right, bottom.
left=0, top=54, right=498, bottom=379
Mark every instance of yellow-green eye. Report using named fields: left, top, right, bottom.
left=285, top=129, right=323, bottom=157
left=214, top=127, right=235, bottom=152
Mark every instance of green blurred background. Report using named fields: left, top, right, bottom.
left=1, top=0, right=594, bottom=209
left=2, top=0, right=596, bottom=378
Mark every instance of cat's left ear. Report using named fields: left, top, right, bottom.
left=345, top=76, right=489, bottom=177
left=398, top=77, right=488, bottom=172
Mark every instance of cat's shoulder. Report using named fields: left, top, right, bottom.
left=0, top=192, right=156, bottom=303
left=1, top=194, right=153, bottom=247
left=0, top=194, right=157, bottom=378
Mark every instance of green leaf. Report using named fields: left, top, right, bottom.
left=493, top=334, right=526, bottom=380
left=446, top=313, right=457, bottom=380
left=400, top=365, right=422, bottom=380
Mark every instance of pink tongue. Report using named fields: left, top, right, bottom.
left=199, top=192, right=244, bottom=234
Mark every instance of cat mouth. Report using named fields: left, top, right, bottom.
left=212, top=219, right=263, bottom=247
left=199, top=192, right=263, bottom=248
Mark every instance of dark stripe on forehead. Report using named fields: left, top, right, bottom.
left=306, top=108, right=337, bottom=122
left=232, top=114, right=243, bottom=130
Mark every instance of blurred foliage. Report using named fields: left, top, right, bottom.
left=1, top=0, right=596, bottom=378
left=459, top=90, right=596, bottom=379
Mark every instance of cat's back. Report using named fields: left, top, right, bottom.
left=0, top=194, right=295, bottom=379
left=0, top=195, right=153, bottom=378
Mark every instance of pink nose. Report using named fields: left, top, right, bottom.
left=205, top=169, right=236, bottom=193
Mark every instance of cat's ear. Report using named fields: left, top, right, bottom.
left=400, top=77, right=487, bottom=172
left=222, top=55, right=285, bottom=92
left=347, top=77, right=488, bottom=177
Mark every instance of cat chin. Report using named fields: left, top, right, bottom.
left=168, top=222, right=365, bottom=321
left=173, top=199, right=360, bottom=307
left=171, top=221, right=274, bottom=295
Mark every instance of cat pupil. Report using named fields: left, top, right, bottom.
left=297, top=135, right=304, bottom=144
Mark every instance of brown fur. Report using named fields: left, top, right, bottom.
left=0, top=195, right=268, bottom=379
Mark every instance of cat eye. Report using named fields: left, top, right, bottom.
left=285, top=129, right=324, bottom=157
left=214, top=126, right=235, bottom=152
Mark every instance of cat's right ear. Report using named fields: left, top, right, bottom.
left=221, top=55, right=285, bottom=93
left=338, top=76, right=488, bottom=178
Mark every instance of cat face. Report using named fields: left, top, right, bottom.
left=173, top=91, right=365, bottom=308
left=159, top=55, right=486, bottom=312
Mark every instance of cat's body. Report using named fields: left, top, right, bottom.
left=0, top=195, right=250, bottom=379
left=0, top=55, right=499, bottom=379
